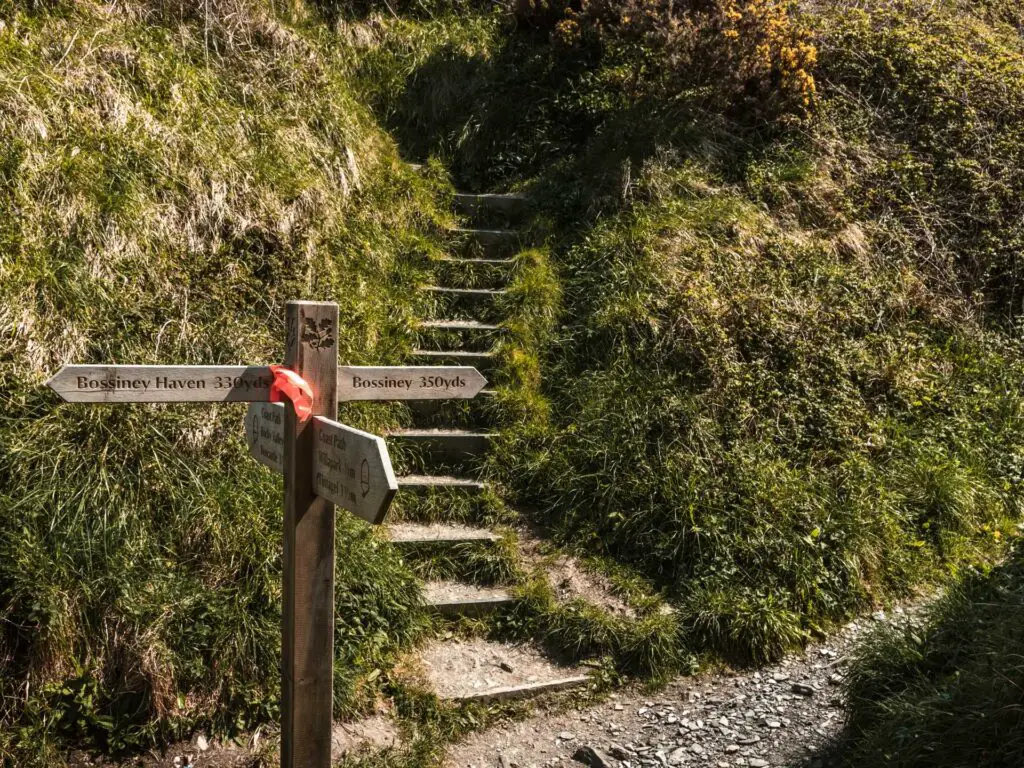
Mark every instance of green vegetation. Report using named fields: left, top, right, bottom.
left=4, top=0, right=1024, bottom=763
left=363, top=0, right=1024, bottom=664
left=0, top=0, right=444, bottom=762
left=835, top=540, right=1024, bottom=767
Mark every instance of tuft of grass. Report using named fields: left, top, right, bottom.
left=394, top=531, right=523, bottom=586
left=498, top=573, right=687, bottom=679
left=834, top=539, right=1024, bottom=767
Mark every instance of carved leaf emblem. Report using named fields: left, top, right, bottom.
left=302, top=318, right=335, bottom=349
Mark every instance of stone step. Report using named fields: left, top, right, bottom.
left=387, top=428, right=493, bottom=466
left=422, top=286, right=508, bottom=298
left=414, top=321, right=506, bottom=353
left=454, top=193, right=529, bottom=225
left=397, top=474, right=488, bottom=491
left=387, top=522, right=499, bottom=544
left=435, top=256, right=515, bottom=266
left=418, top=319, right=504, bottom=331
left=424, top=582, right=514, bottom=617
left=431, top=256, right=513, bottom=291
left=405, top=390, right=499, bottom=430
left=457, top=676, right=592, bottom=704
left=422, top=286, right=508, bottom=323
left=415, top=638, right=589, bottom=702
left=452, top=227, right=520, bottom=257
left=411, top=349, right=497, bottom=371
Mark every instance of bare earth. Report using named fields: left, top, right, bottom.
left=517, top=532, right=636, bottom=618
left=444, top=607, right=921, bottom=768
left=418, top=638, right=587, bottom=699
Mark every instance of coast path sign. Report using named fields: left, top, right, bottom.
left=245, top=402, right=398, bottom=524
left=338, top=365, right=486, bottom=400
left=48, top=364, right=487, bottom=403
left=45, top=301, right=487, bottom=768
left=46, top=365, right=275, bottom=402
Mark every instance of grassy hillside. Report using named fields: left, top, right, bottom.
left=362, top=0, right=1024, bottom=661
left=3, top=0, right=1024, bottom=764
left=0, top=1, right=448, bottom=762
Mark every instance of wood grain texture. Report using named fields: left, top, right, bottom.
left=312, top=416, right=397, bottom=524
left=338, top=365, right=487, bottom=401
left=47, top=365, right=273, bottom=402
left=281, top=301, right=338, bottom=768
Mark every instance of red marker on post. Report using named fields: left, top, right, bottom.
left=269, top=364, right=314, bottom=421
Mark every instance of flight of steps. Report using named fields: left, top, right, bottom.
left=384, top=186, right=589, bottom=702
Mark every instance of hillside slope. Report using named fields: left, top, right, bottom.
left=0, top=1, right=446, bottom=762
left=3, top=0, right=1024, bottom=765
left=362, top=0, right=1024, bottom=660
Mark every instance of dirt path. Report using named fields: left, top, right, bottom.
left=446, top=606, right=921, bottom=768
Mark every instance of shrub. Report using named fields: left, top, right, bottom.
left=515, top=0, right=817, bottom=121
left=494, top=160, right=1024, bottom=661
left=815, top=0, right=1024, bottom=318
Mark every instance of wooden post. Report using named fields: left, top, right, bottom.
left=282, top=301, right=339, bottom=768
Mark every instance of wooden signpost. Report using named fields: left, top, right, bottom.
left=46, top=300, right=487, bottom=768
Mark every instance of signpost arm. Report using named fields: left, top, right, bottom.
left=282, top=301, right=338, bottom=768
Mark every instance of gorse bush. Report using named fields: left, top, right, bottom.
left=815, top=0, right=1024, bottom=317
left=514, top=0, right=816, bottom=121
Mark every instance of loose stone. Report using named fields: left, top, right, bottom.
left=667, top=747, right=689, bottom=765
left=571, top=746, right=613, bottom=768
left=609, top=744, right=632, bottom=760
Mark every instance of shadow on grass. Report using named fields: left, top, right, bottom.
left=375, top=27, right=781, bottom=204
left=814, top=540, right=1024, bottom=768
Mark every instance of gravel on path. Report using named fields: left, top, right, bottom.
left=445, top=606, right=922, bottom=768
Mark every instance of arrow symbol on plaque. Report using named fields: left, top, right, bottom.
left=313, top=417, right=397, bottom=523
left=245, top=402, right=285, bottom=474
